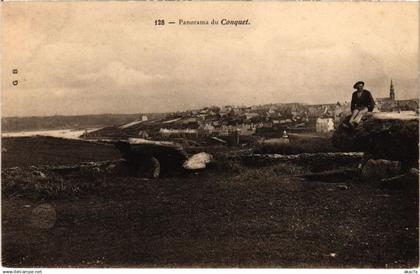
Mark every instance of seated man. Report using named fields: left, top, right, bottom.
left=348, top=81, right=375, bottom=127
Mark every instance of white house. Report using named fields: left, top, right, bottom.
left=316, top=118, right=334, bottom=133
left=245, top=112, right=260, bottom=120
left=202, top=123, right=215, bottom=133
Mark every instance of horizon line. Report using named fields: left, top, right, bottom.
left=2, top=97, right=419, bottom=119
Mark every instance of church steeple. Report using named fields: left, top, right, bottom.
left=390, top=79, right=395, bottom=100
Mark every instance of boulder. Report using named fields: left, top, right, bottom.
left=114, top=138, right=188, bottom=177
left=332, top=112, right=419, bottom=167
left=361, top=159, right=400, bottom=180
left=183, top=152, right=213, bottom=170
left=380, top=168, right=419, bottom=186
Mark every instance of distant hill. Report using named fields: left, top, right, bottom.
left=2, top=113, right=165, bottom=132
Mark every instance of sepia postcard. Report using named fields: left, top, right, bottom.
left=1, top=1, right=419, bottom=271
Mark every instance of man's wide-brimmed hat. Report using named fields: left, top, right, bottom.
left=353, top=81, right=365, bottom=89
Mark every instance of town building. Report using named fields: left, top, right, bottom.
left=159, top=128, right=198, bottom=138
left=376, top=80, right=396, bottom=107
left=316, top=118, right=334, bottom=133
left=375, top=80, right=418, bottom=112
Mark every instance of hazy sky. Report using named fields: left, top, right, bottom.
left=2, top=2, right=419, bottom=117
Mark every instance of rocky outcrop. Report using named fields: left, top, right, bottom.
left=332, top=112, right=419, bottom=168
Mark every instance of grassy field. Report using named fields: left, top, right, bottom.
left=2, top=136, right=121, bottom=168
left=1, top=136, right=418, bottom=268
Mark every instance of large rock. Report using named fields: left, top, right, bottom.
left=114, top=138, right=188, bottom=177
left=361, top=159, right=400, bottom=180
left=183, top=152, right=213, bottom=170
left=332, top=112, right=419, bottom=166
